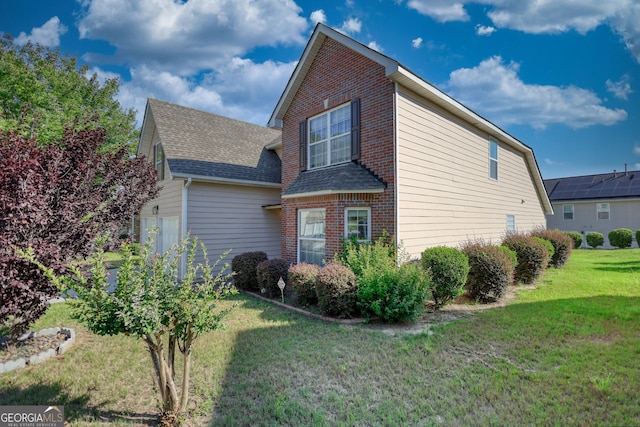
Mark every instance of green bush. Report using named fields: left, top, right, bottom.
left=586, top=232, right=604, bottom=248
left=534, top=237, right=555, bottom=264
left=636, top=230, right=640, bottom=247
left=231, top=251, right=268, bottom=291
left=608, top=228, right=633, bottom=249
left=421, top=246, right=469, bottom=307
left=336, top=232, right=397, bottom=277
left=462, top=241, right=515, bottom=303
left=502, top=235, right=549, bottom=284
left=288, top=262, right=320, bottom=306
left=564, top=231, right=583, bottom=249
left=315, top=263, right=358, bottom=318
left=530, top=229, right=573, bottom=268
left=499, top=245, right=518, bottom=269
left=256, top=258, right=289, bottom=298
left=357, top=261, right=431, bottom=322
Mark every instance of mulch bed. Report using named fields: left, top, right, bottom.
left=0, top=332, right=68, bottom=363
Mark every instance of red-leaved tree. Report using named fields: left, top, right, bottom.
left=0, top=125, right=159, bottom=340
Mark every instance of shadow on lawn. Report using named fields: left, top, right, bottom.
left=0, top=381, right=157, bottom=425
left=591, top=260, right=640, bottom=273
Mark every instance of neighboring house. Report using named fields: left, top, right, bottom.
left=544, top=168, right=640, bottom=247
left=137, top=98, right=282, bottom=273
left=268, top=24, right=552, bottom=264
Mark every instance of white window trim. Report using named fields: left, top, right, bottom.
left=298, top=208, right=326, bottom=264
left=308, top=103, right=351, bottom=170
left=344, top=207, right=371, bottom=242
left=489, top=138, right=498, bottom=180
left=563, top=204, right=574, bottom=220
left=597, top=203, right=610, bottom=220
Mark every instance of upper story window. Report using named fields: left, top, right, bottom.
left=563, top=204, right=574, bottom=220
left=308, top=103, right=351, bottom=169
left=489, top=139, right=498, bottom=180
left=154, top=143, right=165, bottom=180
left=597, top=203, right=610, bottom=220
left=298, top=99, right=360, bottom=172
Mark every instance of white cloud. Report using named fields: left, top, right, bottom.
left=14, top=16, right=67, bottom=47
left=404, top=0, right=640, bottom=63
left=116, top=58, right=297, bottom=126
left=545, top=158, right=565, bottom=166
left=406, top=0, right=469, bottom=22
left=310, top=9, right=327, bottom=25
left=368, top=41, right=383, bottom=52
left=447, top=56, right=628, bottom=129
left=633, top=145, right=640, bottom=156
left=338, top=17, right=362, bottom=35
left=606, top=75, right=633, bottom=100
left=78, top=0, right=308, bottom=75
left=412, top=37, right=423, bottom=48
left=475, top=25, right=496, bottom=36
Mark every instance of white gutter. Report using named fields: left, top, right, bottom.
left=171, top=173, right=281, bottom=189
left=180, top=177, right=193, bottom=279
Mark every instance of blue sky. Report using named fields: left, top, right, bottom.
left=2, top=0, right=639, bottom=179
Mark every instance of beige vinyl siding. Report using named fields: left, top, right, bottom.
left=546, top=199, right=640, bottom=248
left=139, top=179, right=183, bottom=228
left=396, top=88, right=546, bottom=258
left=187, top=182, right=281, bottom=266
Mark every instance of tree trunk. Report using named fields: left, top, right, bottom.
left=179, top=327, right=194, bottom=411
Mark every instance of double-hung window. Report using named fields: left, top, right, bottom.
left=489, top=139, right=498, bottom=180
left=563, top=204, right=574, bottom=220
left=308, top=104, right=351, bottom=169
left=506, top=214, right=516, bottom=233
left=298, top=209, right=326, bottom=265
left=154, top=143, right=165, bottom=180
left=597, top=203, right=610, bottom=220
left=345, top=208, right=371, bottom=242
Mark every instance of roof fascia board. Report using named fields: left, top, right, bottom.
left=137, top=99, right=153, bottom=156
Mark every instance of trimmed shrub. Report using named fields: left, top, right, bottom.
left=421, top=246, right=469, bottom=307
left=502, top=235, right=549, bottom=284
left=608, top=228, right=633, bottom=249
left=315, top=263, right=358, bottom=318
left=288, top=262, right=320, bottom=306
left=357, top=261, right=431, bottom=322
left=636, top=230, right=640, bottom=248
left=499, top=245, right=518, bottom=270
left=534, top=237, right=555, bottom=265
left=256, top=258, right=289, bottom=298
left=586, top=232, right=604, bottom=248
left=462, top=241, right=515, bottom=303
left=231, top=251, right=268, bottom=291
left=565, top=231, right=583, bottom=249
left=530, top=229, right=573, bottom=268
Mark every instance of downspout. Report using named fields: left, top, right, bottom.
left=393, top=82, right=400, bottom=258
left=181, top=177, right=193, bottom=279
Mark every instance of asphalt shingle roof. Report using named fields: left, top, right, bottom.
left=148, top=98, right=281, bottom=184
left=544, top=170, right=640, bottom=201
left=283, top=162, right=386, bottom=196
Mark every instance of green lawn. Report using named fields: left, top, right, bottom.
left=2, top=249, right=639, bottom=426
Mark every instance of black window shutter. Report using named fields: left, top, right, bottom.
left=299, top=121, right=307, bottom=172
left=351, top=98, right=361, bottom=161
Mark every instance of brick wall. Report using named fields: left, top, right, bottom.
left=281, top=37, right=396, bottom=264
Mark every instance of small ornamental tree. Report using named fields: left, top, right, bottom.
left=0, top=126, right=159, bottom=341
left=23, top=235, right=237, bottom=426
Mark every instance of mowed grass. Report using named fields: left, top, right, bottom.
left=1, top=249, right=639, bottom=426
